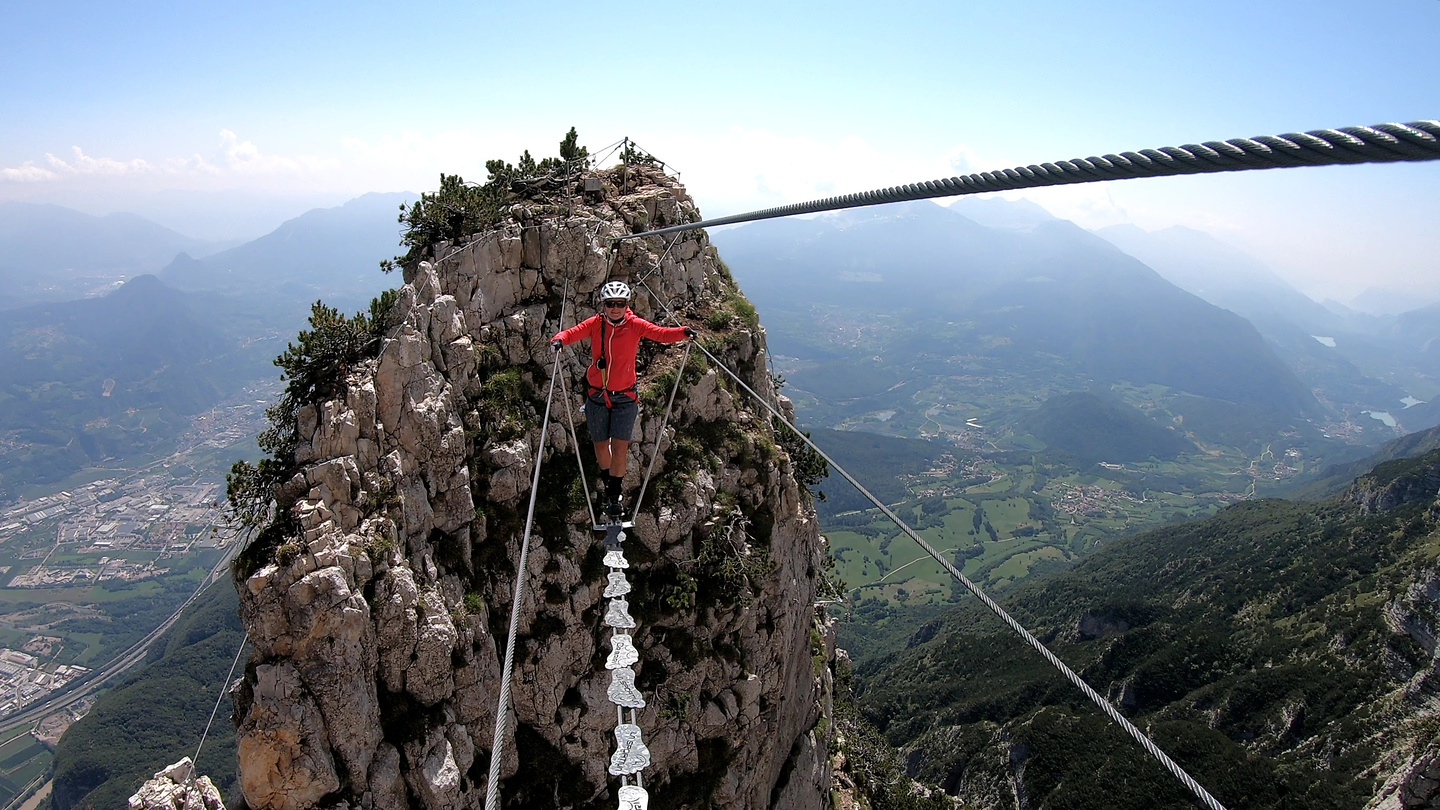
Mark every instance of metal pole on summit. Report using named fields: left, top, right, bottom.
left=614, top=120, right=1440, bottom=242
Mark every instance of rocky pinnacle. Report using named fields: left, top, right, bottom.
left=226, top=165, right=836, bottom=810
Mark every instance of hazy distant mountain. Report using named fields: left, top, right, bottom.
left=944, top=195, right=1057, bottom=230
left=1095, top=224, right=1413, bottom=412
left=160, top=192, right=414, bottom=312
left=1094, top=224, right=1336, bottom=334
left=0, top=275, right=276, bottom=500
left=715, top=201, right=1317, bottom=417
left=1351, top=285, right=1440, bottom=316
left=0, top=202, right=218, bottom=309
left=1393, top=302, right=1440, bottom=374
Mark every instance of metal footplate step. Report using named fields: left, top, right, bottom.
left=606, top=633, right=639, bottom=669
left=604, top=598, right=636, bottom=629
left=598, top=522, right=634, bottom=549
left=617, top=785, right=649, bottom=810
left=608, top=723, right=652, bottom=776
left=596, top=522, right=652, bottom=806
left=603, top=571, right=632, bottom=598
left=607, top=667, right=646, bottom=709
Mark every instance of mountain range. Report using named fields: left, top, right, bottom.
left=713, top=200, right=1318, bottom=418
left=160, top=191, right=413, bottom=314
left=0, top=275, right=276, bottom=499
left=0, top=194, right=411, bottom=501
left=0, top=202, right=222, bottom=310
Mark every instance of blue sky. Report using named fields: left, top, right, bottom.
left=2, top=0, right=1436, bottom=301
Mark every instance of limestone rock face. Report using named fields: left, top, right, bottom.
left=1368, top=567, right=1440, bottom=810
left=231, top=165, right=834, bottom=809
left=128, top=758, right=224, bottom=810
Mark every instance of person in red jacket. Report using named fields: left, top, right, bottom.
left=552, top=280, right=695, bottom=519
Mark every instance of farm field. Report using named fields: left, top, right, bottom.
left=819, top=442, right=1313, bottom=607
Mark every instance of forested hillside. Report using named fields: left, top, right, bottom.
left=1018, top=392, right=1193, bottom=466
left=0, top=275, right=275, bottom=498
left=50, top=582, right=243, bottom=810
left=857, top=449, right=1440, bottom=809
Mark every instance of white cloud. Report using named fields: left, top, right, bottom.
left=1, top=132, right=341, bottom=190
left=944, top=143, right=981, bottom=175
left=661, top=127, right=977, bottom=218
left=218, top=130, right=336, bottom=176
left=44, top=146, right=156, bottom=176
left=0, top=162, right=56, bottom=182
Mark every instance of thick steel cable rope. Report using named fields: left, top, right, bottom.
left=618, top=120, right=1440, bottom=241
left=484, top=347, right=563, bottom=810
left=635, top=278, right=1227, bottom=810
left=632, top=340, right=693, bottom=521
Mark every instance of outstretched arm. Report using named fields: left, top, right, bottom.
left=634, top=317, right=692, bottom=344
left=553, top=316, right=598, bottom=347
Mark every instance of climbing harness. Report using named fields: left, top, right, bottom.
left=618, top=120, right=1440, bottom=242
left=636, top=278, right=1228, bottom=810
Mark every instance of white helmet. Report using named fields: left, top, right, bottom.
left=598, top=280, right=632, bottom=303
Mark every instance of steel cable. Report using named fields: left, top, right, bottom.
left=484, top=346, right=562, bottom=810
left=190, top=631, right=249, bottom=784
left=632, top=340, right=692, bottom=520
left=618, top=120, right=1439, bottom=241
left=632, top=273, right=1227, bottom=810
left=687, top=338, right=1229, bottom=810
left=554, top=276, right=599, bottom=528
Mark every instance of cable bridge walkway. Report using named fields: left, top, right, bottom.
left=180, top=119, right=1438, bottom=810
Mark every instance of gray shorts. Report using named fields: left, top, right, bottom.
left=586, top=391, right=640, bottom=442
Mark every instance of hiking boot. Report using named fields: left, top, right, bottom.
left=604, top=499, right=624, bottom=520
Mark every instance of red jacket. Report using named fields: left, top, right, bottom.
left=553, top=310, right=688, bottom=393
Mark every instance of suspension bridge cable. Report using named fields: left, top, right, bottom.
left=553, top=276, right=600, bottom=527
left=191, top=631, right=248, bottom=782
left=617, top=119, right=1440, bottom=241
left=634, top=233, right=682, bottom=287
left=484, top=346, right=563, bottom=810
left=633, top=276, right=1227, bottom=810
left=690, top=338, right=1228, bottom=810
left=632, top=341, right=693, bottom=520
left=558, top=366, right=598, bottom=528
